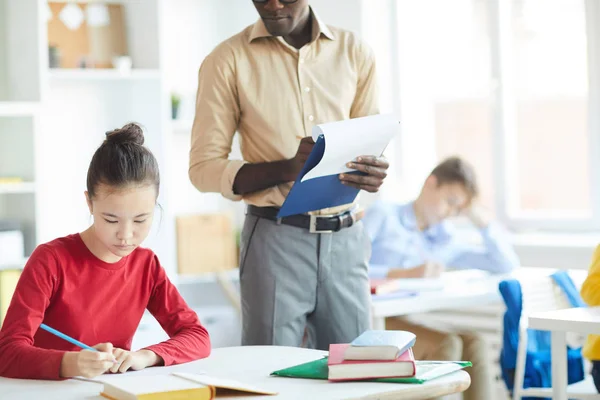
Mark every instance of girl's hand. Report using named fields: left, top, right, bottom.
left=109, top=348, right=161, bottom=373
left=60, top=343, right=116, bottom=378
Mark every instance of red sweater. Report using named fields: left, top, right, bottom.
left=0, top=234, right=211, bottom=379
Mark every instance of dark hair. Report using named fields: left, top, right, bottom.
left=86, top=123, right=160, bottom=199
left=430, top=156, right=478, bottom=197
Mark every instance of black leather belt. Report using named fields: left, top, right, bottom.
left=246, top=205, right=360, bottom=233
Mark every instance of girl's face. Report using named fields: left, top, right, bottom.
left=86, top=184, right=156, bottom=261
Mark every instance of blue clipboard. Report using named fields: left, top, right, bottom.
left=277, top=134, right=366, bottom=218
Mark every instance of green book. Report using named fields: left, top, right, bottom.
left=271, top=357, right=471, bottom=384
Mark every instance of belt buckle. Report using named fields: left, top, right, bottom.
left=309, top=214, right=333, bottom=234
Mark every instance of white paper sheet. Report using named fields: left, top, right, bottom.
left=301, top=114, right=399, bottom=182
left=75, top=364, right=206, bottom=384
left=173, top=372, right=277, bottom=395
left=386, top=278, right=445, bottom=292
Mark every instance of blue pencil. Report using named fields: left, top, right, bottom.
left=39, top=323, right=118, bottom=364
left=40, top=323, right=98, bottom=351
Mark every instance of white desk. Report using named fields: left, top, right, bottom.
left=370, top=270, right=504, bottom=330
left=0, top=346, right=470, bottom=400
left=371, top=267, right=588, bottom=330
left=529, top=307, right=600, bottom=400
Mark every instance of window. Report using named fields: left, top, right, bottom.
left=392, top=0, right=496, bottom=211
left=382, top=0, right=599, bottom=231
left=506, top=0, right=591, bottom=218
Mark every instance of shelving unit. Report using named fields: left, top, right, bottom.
left=0, top=183, right=36, bottom=195
left=0, top=102, right=40, bottom=117
left=48, top=68, right=161, bottom=81
left=0, top=0, right=176, bottom=272
left=35, top=0, right=175, bottom=271
left=0, top=0, right=42, bottom=264
left=1, top=0, right=252, bottom=280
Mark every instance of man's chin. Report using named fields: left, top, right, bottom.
left=263, top=21, right=293, bottom=37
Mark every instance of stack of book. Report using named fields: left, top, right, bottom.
left=328, top=330, right=417, bottom=381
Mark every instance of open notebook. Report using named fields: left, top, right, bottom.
left=96, top=373, right=277, bottom=400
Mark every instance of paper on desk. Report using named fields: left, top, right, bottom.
left=76, top=366, right=206, bottom=384
left=173, top=372, right=278, bottom=395
left=414, top=361, right=472, bottom=380
left=300, top=114, right=399, bottom=182
left=389, top=278, right=445, bottom=292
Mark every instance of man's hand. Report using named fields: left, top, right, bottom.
left=386, top=261, right=445, bottom=279
left=285, top=137, right=315, bottom=181
left=340, top=156, right=389, bottom=192
left=232, top=136, right=315, bottom=195
left=109, top=348, right=162, bottom=374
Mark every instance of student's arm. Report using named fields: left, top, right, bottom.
left=0, top=247, right=64, bottom=379
left=446, top=222, right=519, bottom=274
left=0, top=246, right=112, bottom=379
left=386, top=262, right=445, bottom=279
left=581, top=245, right=600, bottom=306
left=143, top=257, right=211, bottom=366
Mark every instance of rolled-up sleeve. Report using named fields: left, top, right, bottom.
left=189, top=44, right=245, bottom=201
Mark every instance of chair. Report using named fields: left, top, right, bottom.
left=499, top=270, right=597, bottom=399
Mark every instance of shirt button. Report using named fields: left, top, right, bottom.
left=304, top=87, right=311, bottom=92
left=308, top=115, right=314, bottom=121
left=299, top=58, right=305, bottom=64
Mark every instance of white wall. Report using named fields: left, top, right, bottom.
left=4, top=0, right=41, bottom=101
left=0, top=0, right=7, bottom=99
left=37, top=81, right=164, bottom=239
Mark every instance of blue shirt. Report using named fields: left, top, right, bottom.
left=363, top=201, right=520, bottom=278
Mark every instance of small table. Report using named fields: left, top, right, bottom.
left=529, top=307, right=600, bottom=400
left=370, top=269, right=504, bottom=329
left=0, top=346, right=470, bottom=400
left=371, top=267, right=589, bottom=330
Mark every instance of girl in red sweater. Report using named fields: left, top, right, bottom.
left=0, top=123, right=211, bottom=380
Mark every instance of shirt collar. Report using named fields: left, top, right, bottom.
left=248, top=7, right=335, bottom=43
left=399, top=202, right=419, bottom=231
left=400, top=202, right=450, bottom=240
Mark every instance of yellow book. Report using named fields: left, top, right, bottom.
left=100, top=375, right=214, bottom=400
left=0, top=269, right=21, bottom=326
left=98, top=373, right=277, bottom=400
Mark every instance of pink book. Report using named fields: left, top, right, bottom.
left=328, top=343, right=416, bottom=382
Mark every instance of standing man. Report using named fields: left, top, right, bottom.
left=189, top=0, right=388, bottom=350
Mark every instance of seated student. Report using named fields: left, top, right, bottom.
left=362, top=156, right=519, bottom=400
left=580, top=246, right=600, bottom=392
left=0, top=124, right=211, bottom=380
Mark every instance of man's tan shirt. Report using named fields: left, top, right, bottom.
left=189, top=10, right=379, bottom=214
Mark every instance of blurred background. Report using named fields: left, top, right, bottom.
left=0, top=1, right=598, bottom=397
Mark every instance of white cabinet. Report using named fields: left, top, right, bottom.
left=0, top=0, right=42, bottom=103
left=0, top=0, right=177, bottom=273
left=0, top=0, right=43, bottom=264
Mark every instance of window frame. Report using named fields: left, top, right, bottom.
left=488, top=0, right=600, bottom=232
